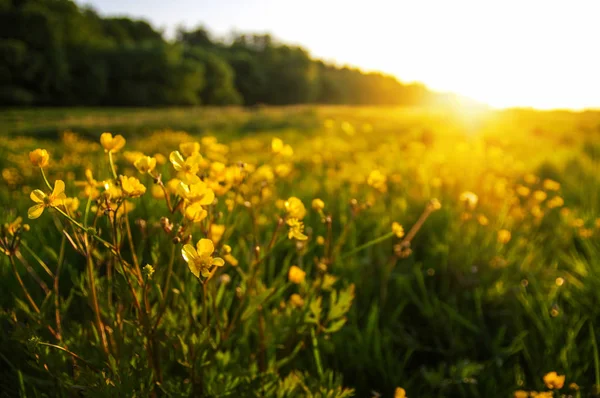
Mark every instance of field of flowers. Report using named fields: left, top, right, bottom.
left=1, top=106, right=599, bottom=397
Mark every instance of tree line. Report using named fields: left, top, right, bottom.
left=0, top=0, right=435, bottom=106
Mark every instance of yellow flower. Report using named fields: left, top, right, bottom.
left=290, top=294, right=305, bottom=308
left=287, top=218, right=308, bottom=241
left=459, top=191, right=479, bottom=210
left=169, top=151, right=201, bottom=184
left=100, top=132, right=126, bottom=153
left=513, top=391, right=528, bottom=398
left=184, top=202, right=208, bottom=223
left=547, top=196, right=564, bottom=209
left=285, top=196, right=306, bottom=219
left=569, top=382, right=579, bottom=391
left=543, top=371, right=565, bottom=389
left=222, top=244, right=238, bottom=266
left=429, top=198, right=442, bottom=211
left=177, top=181, right=215, bottom=205
left=316, top=236, right=325, bottom=245
left=29, top=149, right=49, bottom=167
left=477, top=214, right=489, bottom=226
left=120, top=175, right=146, bottom=198
left=288, top=265, right=306, bottom=284
left=210, top=224, right=225, bottom=244
left=75, top=168, right=101, bottom=198
left=312, top=198, right=325, bottom=211
left=28, top=180, right=67, bottom=219
left=134, top=156, right=157, bottom=174
left=182, top=239, right=224, bottom=278
left=516, top=185, right=530, bottom=197
left=394, top=387, right=407, bottom=398
left=272, top=138, right=293, bottom=157
left=61, top=197, right=80, bottom=213
left=180, top=142, right=200, bottom=157
left=543, top=179, right=560, bottom=191
left=143, top=264, right=155, bottom=279
left=272, top=138, right=284, bottom=153
left=392, top=222, right=405, bottom=238
left=533, top=190, right=547, bottom=202
left=367, top=170, right=387, bottom=192
left=498, top=229, right=512, bottom=244
left=152, top=185, right=166, bottom=199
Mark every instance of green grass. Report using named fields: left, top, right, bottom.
left=0, top=106, right=599, bottom=397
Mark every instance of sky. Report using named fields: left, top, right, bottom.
left=77, top=0, right=600, bottom=110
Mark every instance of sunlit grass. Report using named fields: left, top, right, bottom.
left=0, top=106, right=599, bottom=396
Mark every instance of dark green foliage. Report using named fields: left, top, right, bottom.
left=0, top=0, right=441, bottom=107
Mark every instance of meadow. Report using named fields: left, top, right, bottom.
left=1, top=106, right=599, bottom=397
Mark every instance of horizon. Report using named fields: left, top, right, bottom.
left=76, top=0, right=600, bottom=111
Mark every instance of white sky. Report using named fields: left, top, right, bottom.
left=77, top=0, right=600, bottom=109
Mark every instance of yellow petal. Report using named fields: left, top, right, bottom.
left=188, top=260, right=200, bottom=278
left=212, top=257, right=225, bottom=267
left=169, top=151, right=185, bottom=171
left=196, top=238, right=214, bottom=256
left=181, top=244, right=198, bottom=263
left=30, top=189, right=46, bottom=203
left=28, top=204, right=45, bottom=219
left=53, top=180, right=65, bottom=197
left=198, top=188, right=215, bottom=206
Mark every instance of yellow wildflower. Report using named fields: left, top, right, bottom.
left=547, top=196, right=564, bottom=208
left=312, top=198, right=325, bottom=211
left=184, top=203, right=208, bottom=223
left=29, top=149, right=49, bottom=168
left=316, top=236, right=325, bottom=245
left=100, top=132, right=126, bottom=153
left=61, top=197, right=80, bottom=213
left=367, top=170, right=387, bottom=192
left=290, top=294, right=305, bottom=308
left=533, top=190, right=547, bottom=202
left=28, top=180, right=67, bottom=219
left=516, top=185, right=530, bottom=197
left=177, top=181, right=215, bottom=205
left=285, top=196, right=306, bottom=220
left=477, top=214, right=489, bottom=226
left=287, top=218, right=308, bottom=241
left=288, top=265, right=306, bottom=284
left=210, top=224, right=225, bottom=244
left=169, top=151, right=201, bottom=184
left=182, top=239, right=224, bottom=278
left=513, top=391, right=528, bottom=398
left=180, top=142, right=200, bottom=157
left=543, top=179, right=560, bottom=191
left=143, top=264, right=155, bottom=279
left=392, top=222, right=405, bottom=238
left=134, top=156, right=157, bottom=174
left=222, top=244, right=238, bottom=266
left=543, top=371, right=565, bottom=389
left=120, top=175, right=146, bottom=198
left=498, top=229, right=511, bottom=244
left=394, top=387, right=407, bottom=398
left=459, top=191, right=479, bottom=210
left=272, top=138, right=283, bottom=153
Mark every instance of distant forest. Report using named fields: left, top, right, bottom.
left=0, top=0, right=439, bottom=107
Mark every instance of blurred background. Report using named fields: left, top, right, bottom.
left=2, top=0, right=598, bottom=110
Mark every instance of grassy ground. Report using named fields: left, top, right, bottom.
left=1, top=106, right=599, bottom=397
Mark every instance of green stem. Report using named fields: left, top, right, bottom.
left=54, top=207, right=114, bottom=250
left=310, top=327, right=324, bottom=378
left=83, top=195, right=93, bottom=228
left=340, top=231, right=394, bottom=259
left=108, top=151, right=118, bottom=180
left=40, top=167, right=53, bottom=191
left=9, top=255, right=40, bottom=314
left=590, top=322, right=600, bottom=387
